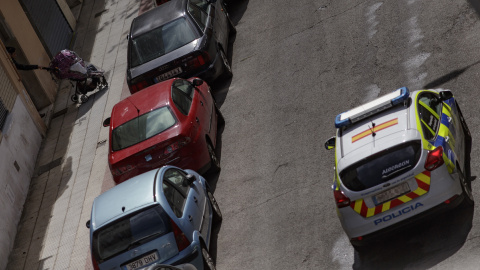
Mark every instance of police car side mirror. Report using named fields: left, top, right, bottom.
left=325, top=137, right=335, bottom=150
left=439, top=90, right=453, bottom=101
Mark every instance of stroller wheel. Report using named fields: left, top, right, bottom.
left=102, top=76, right=108, bottom=87
left=81, top=95, right=89, bottom=103
left=71, top=94, right=79, bottom=103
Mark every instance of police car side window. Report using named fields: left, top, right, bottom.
left=417, top=93, right=442, bottom=140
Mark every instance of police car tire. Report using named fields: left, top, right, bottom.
left=352, top=244, right=367, bottom=253
left=459, top=168, right=474, bottom=206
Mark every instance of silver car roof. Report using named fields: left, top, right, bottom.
left=91, top=168, right=161, bottom=230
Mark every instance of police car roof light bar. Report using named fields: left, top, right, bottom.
left=335, top=87, right=409, bottom=128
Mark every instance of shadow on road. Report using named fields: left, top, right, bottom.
left=353, top=202, right=474, bottom=269
left=423, top=60, right=480, bottom=89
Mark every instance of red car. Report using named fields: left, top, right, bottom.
left=104, top=77, right=223, bottom=184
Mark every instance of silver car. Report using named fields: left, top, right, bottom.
left=87, top=166, right=221, bottom=270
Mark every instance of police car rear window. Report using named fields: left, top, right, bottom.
left=339, top=141, right=421, bottom=191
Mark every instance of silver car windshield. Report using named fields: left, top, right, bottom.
left=340, top=141, right=422, bottom=191
left=92, top=206, right=170, bottom=262
left=130, top=17, right=196, bottom=67
left=112, top=106, right=176, bottom=151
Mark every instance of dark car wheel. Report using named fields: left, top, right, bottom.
left=207, top=141, right=221, bottom=173
left=227, top=15, right=236, bottom=36
left=219, top=49, right=233, bottom=79
left=208, top=191, right=222, bottom=222
left=202, top=246, right=216, bottom=270
left=71, top=94, right=78, bottom=103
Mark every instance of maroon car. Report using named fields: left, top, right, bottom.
left=105, top=77, right=223, bottom=184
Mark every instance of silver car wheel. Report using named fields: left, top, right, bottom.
left=202, top=246, right=216, bottom=270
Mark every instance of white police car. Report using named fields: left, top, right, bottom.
left=325, top=87, right=473, bottom=249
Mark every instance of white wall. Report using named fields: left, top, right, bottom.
left=0, top=95, right=42, bottom=270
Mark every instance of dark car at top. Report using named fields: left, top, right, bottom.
left=127, top=0, right=235, bottom=94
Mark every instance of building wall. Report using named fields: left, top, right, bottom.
left=0, top=1, right=81, bottom=268
left=0, top=50, right=16, bottom=139
left=0, top=0, right=58, bottom=106
left=0, top=95, right=42, bottom=270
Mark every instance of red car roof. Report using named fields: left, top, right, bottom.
left=111, top=79, right=175, bottom=128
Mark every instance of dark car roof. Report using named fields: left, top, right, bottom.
left=111, top=79, right=174, bottom=128
left=130, top=0, right=187, bottom=38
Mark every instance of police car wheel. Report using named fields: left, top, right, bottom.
left=352, top=244, right=367, bottom=253
left=459, top=169, right=474, bottom=206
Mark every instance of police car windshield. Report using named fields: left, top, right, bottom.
left=340, top=141, right=421, bottom=191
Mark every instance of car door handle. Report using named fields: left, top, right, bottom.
left=196, top=117, right=199, bottom=123
left=200, top=101, right=203, bottom=106
left=448, top=117, right=452, bottom=123
left=445, top=136, right=450, bottom=143
left=188, top=215, right=193, bottom=222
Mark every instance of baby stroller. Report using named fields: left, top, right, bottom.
left=48, top=49, right=108, bottom=104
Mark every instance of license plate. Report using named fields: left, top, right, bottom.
left=373, top=182, right=410, bottom=205
left=156, top=67, right=182, bottom=82
left=125, top=252, right=158, bottom=270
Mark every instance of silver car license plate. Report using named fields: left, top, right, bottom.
left=373, top=182, right=410, bottom=205
left=125, top=252, right=158, bottom=270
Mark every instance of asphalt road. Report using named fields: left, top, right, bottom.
left=209, top=0, right=480, bottom=269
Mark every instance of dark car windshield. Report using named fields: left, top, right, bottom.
left=92, top=205, right=171, bottom=262
left=130, top=17, right=197, bottom=67
left=340, top=141, right=422, bottom=191
left=112, top=106, right=176, bottom=151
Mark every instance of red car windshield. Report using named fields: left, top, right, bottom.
left=130, top=17, right=197, bottom=67
left=112, top=106, right=176, bottom=151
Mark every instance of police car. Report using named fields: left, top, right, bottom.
left=325, top=87, right=474, bottom=249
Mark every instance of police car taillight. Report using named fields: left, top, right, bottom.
left=334, top=189, right=351, bottom=208
left=424, top=146, right=444, bottom=171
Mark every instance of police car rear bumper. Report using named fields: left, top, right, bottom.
left=349, top=192, right=465, bottom=247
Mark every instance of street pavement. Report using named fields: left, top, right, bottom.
left=6, top=0, right=153, bottom=269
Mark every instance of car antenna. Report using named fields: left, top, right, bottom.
left=368, top=121, right=376, bottom=137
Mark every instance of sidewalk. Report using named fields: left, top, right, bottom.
left=6, top=0, right=152, bottom=269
